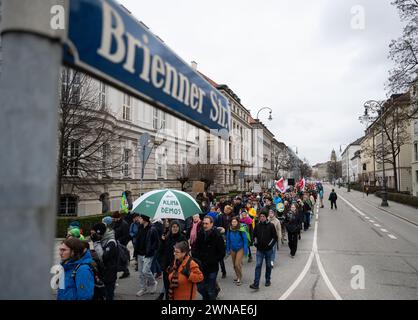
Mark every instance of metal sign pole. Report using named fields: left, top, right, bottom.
left=0, top=0, right=66, bottom=299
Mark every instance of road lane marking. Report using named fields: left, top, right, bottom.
left=365, top=217, right=370, bottom=220
left=369, top=220, right=375, bottom=223
left=380, top=228, right=388, bottom=233
left=388, top=234, right=397, bottom=239
left=374, top=224, right=381, bottom=227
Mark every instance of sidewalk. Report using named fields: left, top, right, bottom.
left=330, top=184, right=418, bottom=226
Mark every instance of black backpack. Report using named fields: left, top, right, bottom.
left=72, top=262, right=105, bottom=300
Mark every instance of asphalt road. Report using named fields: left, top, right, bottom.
left=52, top=184, right=418, bottom=300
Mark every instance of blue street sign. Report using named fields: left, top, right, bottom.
left=64, top=0, right=231, bottom=136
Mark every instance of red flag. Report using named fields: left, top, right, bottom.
left=276, top=178, right=286, bottom=193
left=299, top=178, right=305, bottom=191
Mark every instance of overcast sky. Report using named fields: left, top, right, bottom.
left=119, top=0, right=404, bottom=165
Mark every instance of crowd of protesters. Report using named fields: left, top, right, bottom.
left=57, top=182, right=327, bottom=301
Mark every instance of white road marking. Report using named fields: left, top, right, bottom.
left=316, top=214, right=319, bottom=219
left=374, top=224, right=381, bottom=227
left=380, top=229, right=388, bottom=233
left=279, top=219, right=342, bottom=300
left=388, top=234, right=397, bottom=239
left=365, top=217, right=370, bottom=220
left=369, top=220, right=375, bottom=223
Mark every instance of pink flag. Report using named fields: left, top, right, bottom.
left=299, top=178, right=306, bottom=191
left=276, top=177, right=286, bottom=193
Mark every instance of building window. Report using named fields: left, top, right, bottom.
left=414, top=122, right=418, bottom=134
left=416, top=170, right=418, bottom=183
left=123, top=149, right=130, bottom=177
left=99, top=82, right=106, bottom=109
left=161, top=111, right=166, bottom=129
left=71, top=72, right=81, bottom=104
left=153, top=108, right=159, bottom=129
left=59, top=195, right=78, bottom=216
left=102, top=143, right=110, bottom=178
left=122, top=94, right=131, bottom=121
left=415, top=143, right=418, bottom=161
left=62, top=140, right=80, bottom=177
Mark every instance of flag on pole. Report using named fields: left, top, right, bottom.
left=120, top=192, right=129, bottom=214
left=275, top=177, right=286, bottom=193
left=298, top=178, right=306, bottom=191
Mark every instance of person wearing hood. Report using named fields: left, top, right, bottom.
left=135, top=215, right=160, bottom=297
left=57, top=237, right=94, bottom=300
left=250, top=209, right=278, bottom=290
left=112, top=211, right=131, bottom=279
left=240, top=209, right=254, bottom=263
left=225, top=217, right=248, bottom=286
left=157, top=220, right=187, bottom=300
left=268, top=209, right=282, bottom=268
left=90, top=222, right=118, bottom=300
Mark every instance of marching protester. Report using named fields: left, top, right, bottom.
left=129, top=213, right=141, bottom=271
left=239, top=209, right=254, bottom=263
left=250, top=209, right=278, bottom=290
left=268, top=209, right=282, bottom=268
left=112, top=211, right=131, bottom=279
left=135, top=215, right=160, bottom=297
left=302, top=193, right=313, bottom=231
left=187, top=213, right=203, bottom=257
left=167, top=241, right=204, bottom=300
left=57, top=237, right=94, bottom=300
left=90, top=223, right=118, bottom=300
left=194, top=216, right=225, bottom=300
left=232, top=196, right=244, bottom=217
left=284, top=203, right=303, bottom=258
left=157, top=220, right=187, bottom=300
left=329, top=189, right=338, bottom=210
left=225, top=217, right=249, bottom=286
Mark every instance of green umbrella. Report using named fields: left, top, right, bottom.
left=132, top=189, right=202, bottom=220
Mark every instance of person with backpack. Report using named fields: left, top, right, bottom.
left=250, top=209, right=278, bottom=290
left=167, top=241, right=204, bottom=300
left=329, top=189, right=338, bottom=210
left=195, top=216, right=225, bottom=300
left=90, top=223, right=118, bottom=300
left=284, top=203, right=303, bottom=258
left=225, top=217, right=249, bottom=286
left=268, top=209, right=282, bottom=268
left=112, top=211, right=131, bottom=279
left=57, top=237, right=94, bottom=300
left=135, top=214, right=160, bottom=297
left=157, top=220, right=187, bottom=300
left=239, top=209, right=254, bottom=263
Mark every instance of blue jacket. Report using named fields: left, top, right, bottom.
left=129, top=222, right=139, bottom=245
left=226, top=229, right=248, bottom=256
left=57, top=250, right=94, bottom=300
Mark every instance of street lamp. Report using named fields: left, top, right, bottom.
left=363, top=100, right=389, bottom=207
left=256, top=107, right=273, bottom=121
left=340, top=143, right=350, bottom=192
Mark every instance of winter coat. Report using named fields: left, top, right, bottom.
left=113, top=219, right=130, bottom=246
left=329, top=192, right=338, bottom=202
left=252, top=221, right=278, bottom=251
left=57, top=250, right=94, bottom=300
left=159, top=232, right=187, bottom=271
left=168, top=255, right=204, bottom=300
left=284, top=210, right=303, bottom=234
left=129, top=222, right=139, bottom=246
left=135, top=223, right=160, bottom=258
left=93, top=230, right=118, bottom=284
left=194, top=227, right=225, bottom=273
left=268, top=216, right=282, bottom=242
left=233, top=203, right=244, bottom=217
left=219, top=213, right=233, bottom=230
left=240, top=216, right=254, bottom=240
left=226, top=228, right=248, bottom=256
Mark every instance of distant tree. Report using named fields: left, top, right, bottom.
left=387, top=0, right=418, bottom=100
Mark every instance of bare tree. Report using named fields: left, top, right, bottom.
left=169, top=164, right=190, bottom=191
left=273, top=146, right=293, bottom=179
left=327, top=161, right=342, bottom=182
left=297, top=158, right=312, bottom=178
left=58, top=67, right=124, bottom=213
left=360, top=95, right=411, bottom=191
left=188, top=162, right=223, bottom=191
left=387, top=0, right=418, bottom=98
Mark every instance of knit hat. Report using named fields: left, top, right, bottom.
left=102, top=216, right=113, bottom=226
left=69, top=221, right=81, bottom=229
left=259, top=208, right=269, bottom=217
left=92, top=223, right=107, bottom=235
left=68, top=228, right=81, bottom=239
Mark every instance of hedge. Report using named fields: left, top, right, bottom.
left=375, top=192, right=418, bottom=208
left=56, top=212, right=126, bottom=238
